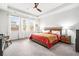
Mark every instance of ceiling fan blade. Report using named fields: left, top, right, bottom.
left=36, top=8, right=42, bottom=12
left=34, top=3, right=39, bottom=8
left=33, top=3, right=42, bottom=12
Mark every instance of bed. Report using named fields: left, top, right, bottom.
left=29, top=27, right=62, bottom=48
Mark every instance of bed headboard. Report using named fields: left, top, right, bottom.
left=44, top=27, right=62, bottom=35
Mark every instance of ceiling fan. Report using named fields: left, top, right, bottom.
left=33, top=3, right=42, bottom=12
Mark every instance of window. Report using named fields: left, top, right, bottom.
left=10, top=15, right=20, bottom=31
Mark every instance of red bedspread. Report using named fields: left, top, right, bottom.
left=29, top=33, right=60, bottom=48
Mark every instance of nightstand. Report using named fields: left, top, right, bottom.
left=60, top=35, right=71, bottom=44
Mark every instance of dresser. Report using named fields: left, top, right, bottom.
left=76, top=30, right=79, bottom=52
left=0, top=34, right=3, bottom=56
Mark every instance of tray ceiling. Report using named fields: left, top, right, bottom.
left=8, top=3, right=63, bottom=17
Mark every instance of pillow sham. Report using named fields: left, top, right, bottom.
left=51, top=31, right=60, bottom=35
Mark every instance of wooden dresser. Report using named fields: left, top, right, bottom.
left=0, top=35, right=3, bottom=56
left=76, top=30, right=79, bottom=52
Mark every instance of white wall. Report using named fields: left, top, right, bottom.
left=0, top=10, right=9, bottom=36
left=40, top=6, right=79, bottom=44
left=0, top=9, right=38, bottom=40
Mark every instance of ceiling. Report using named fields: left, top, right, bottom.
left=8, top=3, right=64, bottom=17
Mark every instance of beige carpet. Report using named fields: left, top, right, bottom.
left=3, top=39, right=79, bottom=56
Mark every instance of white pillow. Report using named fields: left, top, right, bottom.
left=52, top=31, right=60, bottom=35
